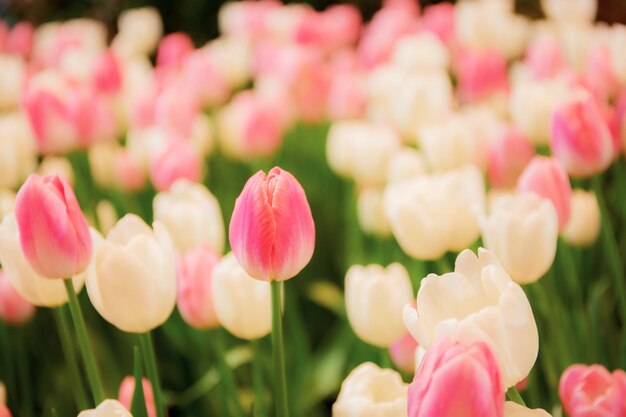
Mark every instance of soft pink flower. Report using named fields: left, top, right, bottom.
left=229, top=167, right=315, bottom=282
left=153, top=84, right=200, bottom=138
left=218, top=0, right=280, bottom=40
left=326, top=67, right=366, bottom=120
left=518, top=156, right=572, bottom=230
left=551, top=92, right=614, bottom=178
left=583, top=47, right=619, bottom=103
left=601, top=104, right=622, bottom=158
left=182, top=47, right=231, bottom=108
left=177, top=246, right=221, bottom=329
left=390, top=332, right=419, bottom=374
left=456, top=49, right=508, bottom=102
left=156, top=32, right=194, bottom=71
left=149, top=140, right=202, bottom=192
left=487, top=127, right=535, bottom=188
left=525, top=38, right=566, bottom=80
left=66, top=87, right=118, bottom=146
left=0, top=404, right=12, bottom=417
left=293, top=5, right=362, bottom=52
left=559, top=364, right=626, bottom=417
left=14, top=174, right=92, bottom=279
left=408, top=338, right=504, bottom=417
left=92, top=50, right=122, bottom=94
left=118, top=376, right=156, bottom=417
left=6, top=22, right=34, bottom=59
left=114, top=149, right=147, bottom=192
left=0, top=270, right=35, bottom=325
left=420, top=3, right=456, bottom=46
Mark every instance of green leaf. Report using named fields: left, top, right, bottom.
left=131, top=346, right=149, bottom=417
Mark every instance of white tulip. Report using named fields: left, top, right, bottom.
left=0, top=56, right=25, bottom=112
left=403, top=248, right=539, bottom=388
left=112, top=7, right=163, bottom=59
left=211, top=252, right=272, bottom=340
left=505, top=401, right=552, bottom=417
left=356, top=188, right=391, bottom=237
left=0, top=214, right=85, bottom=307
left=77, top=399, right=132, bottom=417
left=562, top=189, right=600, bottom=246
left=391, top=33, right=449, bottom=73
left=0, top=113, right=36, bottom=190
left=86, top=214, right=176, bottom=333
left=345, top=263, right=413, bottom=347
left=384, top=166, right=485, bottom=260
left=387, top=147, right=428, bottom=184
left=332, top=362, right=407, bottom=417
left=481, top=193, right=558, bottom=284
left=541, top=0, right=596, bottom=25
left=153, top=179, right=225, bottom=254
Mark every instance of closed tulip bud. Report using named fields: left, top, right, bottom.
left=403, top=248, right=539, bottom=387
left=390, top=332, right=420, bottom=374
left=481, top=193, right=558, bottom=284
left=392, top=33, right=450, bottom=73
left=541, top=0, right=596, bottom=24
left=345, top=263, right=413, bottom=348
left=113, top=7, right=163, bottom=59
left=326, top=120, right=402, bottom=187
left=384, top=166, right=485, bottom=260
left=38, top=156, right=74, bottom=185
left=211, top=252, right=272, bottom=340
left=0, top=270, right=35, bottom=325
left=387, top=147, right=428, bottom=184
left=78, top=399, right=132, bottom=417
left=551, top=92, right=614, bottom=178
left=118, top=376, right=156, bottom=417
left=229, top=167, right=315, bottom=282
left=153, top=180, right=224, bottom=254
left=408, top=338, right=503, bottom=417
left=114, top=148, right=147, bottom=192
left=525, top=37, right=566, bottom=81
left=149, top=140, right=203, bottom=192
left=156, top=33, right=194, bottom=71
left=86, top=214, right=176, bottom=333
left=504, top=402, right=552, bottom=417
left=356, top=188, right=391, bottom=237
left=487, top=126, right=536, bottom=189
left=518, top=156, right=572, bottom=230
left=0, top=113, right=37, bottom=190
left=177, top=246, right=220, bottom=329
left=455, top=49, right=509, bottom=103
left=0, top=214, right=86, bottom=307
left=0, top=55, right=25, bottom=112
left=562, top=189, right=600, bottom=246
left=88, top=142, right=119, bottom=189
left=14, top=174, right=92, bottom=279
left=559, top=364, right=626, bottom=417
left=332, top=362, right=407, bottom=417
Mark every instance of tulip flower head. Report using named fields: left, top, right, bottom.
left=229, top=167, right=315, bottom=282
left=77, top=399, right=132, bottom=417
left=559, top=364, right=626, bottom=417
left=14, top=174, right=92, bottom=279
left=0, top=270, right=35, bottom=325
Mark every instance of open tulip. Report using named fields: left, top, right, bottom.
left=229, top=167, right=315, bottom=282
left=562, top=189, right=600, bottom=246
left=559, top=364, right=626, bottom=417
left=86, top=214, right=176, bottom=333
left=403, top=248, right=539, bottom=388
left=78, top=399, right=132, bottom=417
left=14, top=174, right=92, bottom=279
left=118, top=377, right=156, bottom=417
left=0, top=270, right=35, bottom=325
left=332, top=362, right=407, bottom=417
left=408, top=338, right=503, bottom=417
left=504, top=402, right=552, bottom=417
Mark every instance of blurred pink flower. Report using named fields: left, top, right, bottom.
left=118, top=376, right=156, bottom=417
left=487, top=126, right=535, bottom=188
left=0, top=270, right=35, bottom=325
left=456, top=48, right=508, bottom=102
left=149, top=140, right=202, bottom=192
left=390, top=332, right=419, bottom=374
left=5, top=22, right=34, bottom=59
left=525, top=38, right=566, bottom=80
left=559, top=364, right=626, bottom=417
left=156, top=32, right=194, bottom=71
left=92, top=50, right=123, bottom=94
left=420, top=3, right=455, bottom=45
left=114, top=149, right=147, bottom=192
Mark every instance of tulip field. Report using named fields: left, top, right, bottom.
left=2, top=0, right=626, bottom=416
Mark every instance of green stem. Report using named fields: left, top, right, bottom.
left=209, top=330, right=245, bottom=417
left=15, top=327, right=33, bottom=417
left=138, top=332, right=165, bottom=417
left=53, top=307, right=90, bottom=410
left=506, top=387, right=526, bottom=406
left=251, top=340, right=267, bottom=417
left=63, top=279, right=105, bottom=404
left=592, top=176, right=626, bottom=324
left=271, top=281, right=289, bottom=417
left=379, top=348, right=392, bottom=369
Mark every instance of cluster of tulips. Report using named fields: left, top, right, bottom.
left=1, top=0, right=626, bottom=416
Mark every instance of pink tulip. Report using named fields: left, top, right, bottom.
left=408, top=338, right=504, bottom=417
left=326, top=67, right=366, bottom=120
left=525, top=38, right=566, bottom=80
left=66, top=87, right=118, bottom=146
left=0, top=404, right=12, bottom=417
left=156, top=32, right=194, bottom=71
left=551, top=92, right=614, bottom=178
left=389, top=332, right=419, bottom=374
left=229, top=167, right=315, bottom=282
left=559, top=364, right=626, bottom=417
left=153, top=84, right=200, bottom=138
left=219, top=0, right=280, bottom=39
left=0, top=22, right=7, bottom=53
left=149, top=140, right=202, bottom=192
left=118, top=376, right=156, bottom=417
left=92, top=50, right=122, bottom=94
left=420, top=3, right=455, bottom=46
left=0, top=270, right=35, bottom=325
left=14, top=174, right=92, bottom=279
left=518, top=156, right=572, bottom=230
left=293, top=5, right=362, bottom=52
left=456, top=49, right=508, bottom=103
left=6, top=22, right=34, bottom=59
left=177, top=246, right=221, bottom=329
left=114, top=149, right=147, bottom=192
left=583, top=47, right=619, bottom=103
left=182, top=48, right=231, bottom=108
left=487, top=127, right=535, bottom=188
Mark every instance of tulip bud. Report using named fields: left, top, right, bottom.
left=229, top=167, right=315, bottom=282
left=345, top=263, right=413, bottom=348
left=177, top=246, right=220, bottom=329
left=0, top=270, right=35, bottom=325
left=115, top=148, right=147, bottom=192
left=78, top=399, right=132, bottom=417
left=153, top=180, right=225, bottom=254
left=487, top=127, right=535, bottom=188
left=481, top=193, right=558, bottom=284
left=0, top=55, right=25, bottom=112
left=551, top=92, right=614, bottom=178
left=389, top=332, right=420, bottom=374
left=518, top=156, right=572, bottom=230
left=118, top=376, right=156, bottom=417
left=559, top=364, right=626, bottom=417
left=14, top=174, right=92, bottom=279
left=332, top=362, right=407, bottom=417
left=455, top=49, right=509, bottom=103
left=391, top=33, right=450, bottom=73
left=384, top=166, right=485, bottom=260
left=149, top=140, right=203, bottom=192
left=408, top=338, right=504, bottom=417
left=156, top=32, right=194, bottom=71
left=403, top=248, right=539, bottom=388
left=525, top=37, right=566, bottom=81
left=0, top=214, right=86, bottom=307
left=541, top=0, right=596, bottom=24
left=562, top=189, right=600, bottom=246
left=356, top=188, right=391, bottom=237
left=113, top=7, right=163, bottom=59
left=211, top=252, right=272, bottom=340
left=86, top=214, right=176, bottom=333
left=0, top=113, right=37, bottom=190
left=504, top=402, right=552, bottom=417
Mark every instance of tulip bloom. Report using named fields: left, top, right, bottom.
left=333, top=362, right=407, bottom=417
left=487, top=127, right=535, bottom=188
left=118, top=376, right=156, bottom=417
left=78, top=399, right=132, bottom=417
left=562, top=189, right=601, bottom=246
left=408, top=338, right=503, bottom=417
left=14, top=174, right=92, bottom=279
left=560, top=364, right=626, bottom=417
left=229, top=167, right=315, bottom=282
left=0, top=270, right=35, bottom=325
